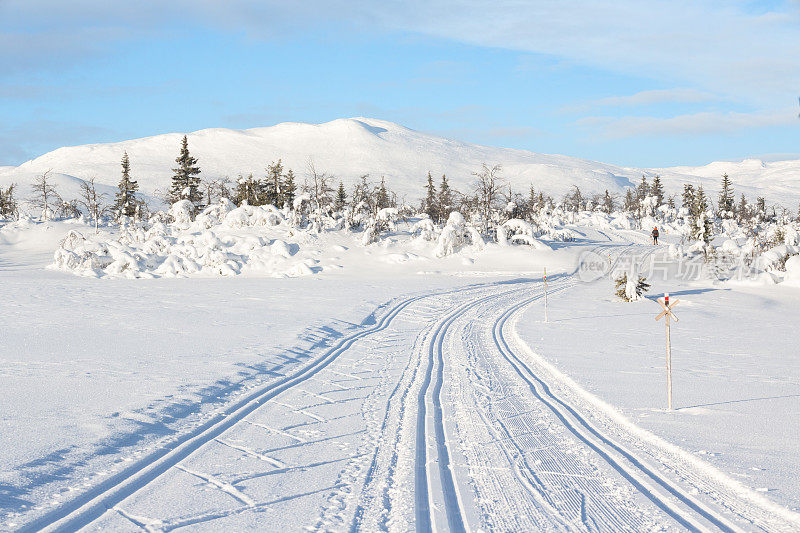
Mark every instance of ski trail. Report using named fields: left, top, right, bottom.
left=490, top=278, right=743, bottom=531
left=21, top=288, right=439, bottom=533
left=415, top=288, right=523, bottom=532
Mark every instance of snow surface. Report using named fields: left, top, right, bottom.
left=2, top=215, right=800, bottom=531
left=2, top=118, right=800, bottom=213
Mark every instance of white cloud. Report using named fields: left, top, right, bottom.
left=562, top=88, right=720, bottom=113
left=4, top=1, right=799, bottom=105
left=366, top=1, right=800, bottom=105
left=577, top=108, right=797, bottom=139
left=592, top=89, right=718, bottom=108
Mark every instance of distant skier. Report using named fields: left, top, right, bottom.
left=651, top=226, right=659, bottom=245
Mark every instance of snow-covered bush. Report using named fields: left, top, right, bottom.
left=49, top=200, right=314, bottom=279
left=758, top=245, right=800, bottom=272
left=168, top=200, right=195, bottom=227
left=782, top=255, right=800, bottom=287
left=434, top=212, right=484, bottom=257
left=412, top=216, right=438, bottom=242
left=614, top=268, right=650, bottom=302
left=497, top=219, right=550, bottom=249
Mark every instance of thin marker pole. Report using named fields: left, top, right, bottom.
left=665, top=293, right=673, bottom=410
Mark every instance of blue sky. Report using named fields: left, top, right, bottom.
left=1, top=0, right=798, bottom=167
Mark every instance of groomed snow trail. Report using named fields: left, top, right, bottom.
left=23, top=251, right=800, bottom=532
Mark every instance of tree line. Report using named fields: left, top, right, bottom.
left=2, top=135, right=798, bottom=242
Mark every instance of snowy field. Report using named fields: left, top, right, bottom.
left=2, top=213, right=800, bottom=532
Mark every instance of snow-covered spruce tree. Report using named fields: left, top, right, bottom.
left=623, top=189, right=637, bottom=214
left=438, top=174, right=453, bottom=222
left=115, top=151, right=140, bottom=219
left=737, top=194, right=749, bottom=223
left=718, top=173, right=735, bottom=219
left=601, top=190, right=615, bottom=214
left=524, top=185, right=537, bottom=220
left=334, top=181, right=347, bottom=212
left=0, top=183, right=18, bottom=220
left=233, top=174, right=264, bottom=206
left=424, top=171, right=437, bottom=222
left=614, top=269, right=650, bottom=302
left=695, top=185, right=713, bottom=244
left=636, top=175, right=650, bottom=203
left=682, top=184, right=695, bottom=213
left=376, top=176, right=390, bottom=210
left=264, top=160, right=283, bottom=206
left=169, top=135, right=202, bottom=209
left=282, top=169, right=296, bottom=208
left=651, top=175, right=665, bottom=210
left=755, top=197, right=767, bottom=222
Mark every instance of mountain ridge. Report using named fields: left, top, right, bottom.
left=2, top=117, right=799, bottom=208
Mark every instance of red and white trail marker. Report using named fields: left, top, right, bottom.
left=655, top=292, right=680, bottom=410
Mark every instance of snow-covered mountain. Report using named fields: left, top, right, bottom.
left=2, top=117, right=799, bottom=207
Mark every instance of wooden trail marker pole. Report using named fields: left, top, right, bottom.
left=543, top=267, right=549, bottom=323
left=655, top=293, right=680, bottom=410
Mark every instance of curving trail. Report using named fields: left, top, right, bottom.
left=22, top=245, right=800, bottom=532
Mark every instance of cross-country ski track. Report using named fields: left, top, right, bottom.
left=17, top=244, right=800, bottom=532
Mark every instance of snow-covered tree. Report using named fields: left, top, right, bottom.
left=438, top=174, right=453, bottom=222
left=115, top=151, right=140, bottom=219
left=682, top=184, right=695, bottom=213
left=0, top=183, right=18, bottom=220
left=651, top=175, right=664, bottom=209
left=636, top=176, right=650, bottom=203
left=600, top=190, right=615, bottom=214
left=264, top=159, right=283, bottom=206
left=201, top=176, right=232, bottom=206
left=233, top=174, right=265, bottom=206
left=694, top=185, right=713, bottom=244
left=563, top=186, right=584, bottom=213
left=30, top=170, right=61, bottom=221
left=279, top=168, right=294, bottom=208
left=737, top=194, right=749, bottom=223
left=435, top=211, right=483, bottom=257
left=334, top=181, right=347, bottom=211
left=376, top=176, right=390, bottom=210
left=718, top=173, right=735, bottom=218
left=614, top=265, right=650, bottom=302
left=79, top=177, right=109, bottom=233
left=755, top=197, right=767, bottom=222
left=623, top=189, right=637, bottom=214
left=169, top=136, right=202, bottom=208
left=424, top=172, right=437, bottom=221
left=304, top=158, right=334, bottom=212
left=472, top=163, right=503, bottom=235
